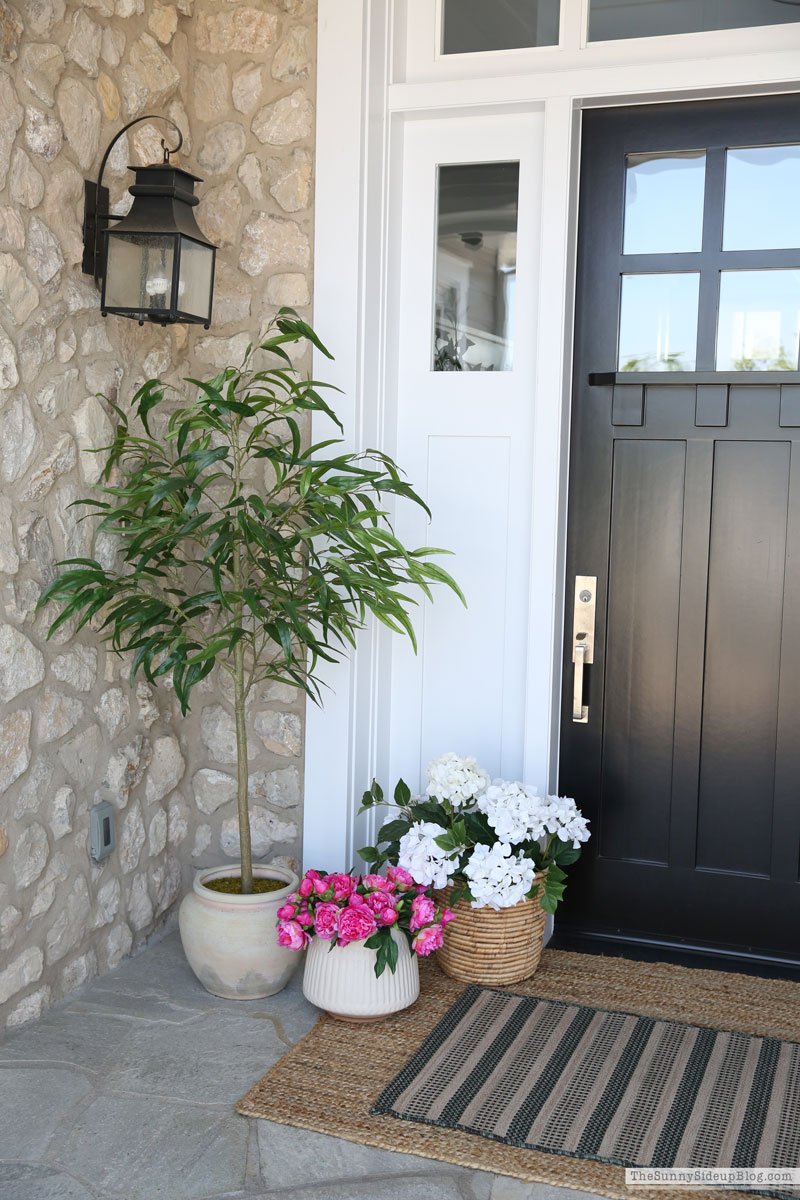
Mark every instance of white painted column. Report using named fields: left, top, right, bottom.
left=522, top=94, right=580, bottom=796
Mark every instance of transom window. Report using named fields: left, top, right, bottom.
left=589, top=0, right=800, bottom=43
left=441, top=0, right=559, bottom=54
left=438, top=0, right=800, bottom=55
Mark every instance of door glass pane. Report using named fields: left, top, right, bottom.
left=723, top=145, right=800, bottom=250
left=442, top=0, right=560, bottom=54
left=433, top=162, right=519, bottom=372
left=618, top=273, right=700, bottom=372
left=716, top=269, right=800, bottom=370
left=624, top=151, right=706, bottom=254
left=589, top=0, right=800, bottom=42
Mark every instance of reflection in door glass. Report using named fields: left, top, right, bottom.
left=618, top=273, right=700, bottom=372
left=624, top=151, right=706, bottom=254
left=442, top=0, right=560, bottom=54
left=433, top=162, right=519, bottom=372
left=723, top=146, right=800, bottom=250
left=589, top=0, right=800, bottom=41
left=716, top=270, right=800, bottom=370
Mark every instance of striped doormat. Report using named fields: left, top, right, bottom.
left=373, top=985, right=800, bottom=1197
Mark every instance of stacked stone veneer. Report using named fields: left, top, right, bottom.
left=0, top=0, right=316, bottom=1030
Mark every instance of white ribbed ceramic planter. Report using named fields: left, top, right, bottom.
left=302, top=928, right=420, bottom=1022
left=178, top=864, right=300, bottom=1000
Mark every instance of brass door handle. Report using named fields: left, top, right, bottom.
left=571, top=575, right=597, bottom=724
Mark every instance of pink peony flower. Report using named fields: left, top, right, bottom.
left=337, top=904, right=377, bottom=945
left=386, top=865, right=415, bottom=892
left=348, top=891, right=367, bottom=908
left=365, top=890, right=398, bottom=925
left=313, top=901, right=339, bottom=940
left=412, top=923, right=445, bottom=956
left=276, top=902, right=296, bottom=920
left=441, top=908, right=456, bottom=926
left=296, top=907, right=314, bottom=928
left=298, top=876, right=314, bottom=898
left=324, top=873, right=357, bottom=901
left=277, top=919, right=310, bottom=951
left=409, top=894, right=436, bottom=931
left=361, top=873, right=394, bottom=892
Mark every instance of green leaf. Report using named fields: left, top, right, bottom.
left=376, top=818, right=410, bottom=844
left=394, top=778, right=411, bottom=807
left=551, top=840, right=582, bottom=867
left=358, top=846, right=380, bottom=863
left=450, top=818, right=467, bottom=847
left=409, top=800, right=448, bottom=825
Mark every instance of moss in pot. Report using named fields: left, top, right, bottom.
left=39, top=311, right=463, bottom=998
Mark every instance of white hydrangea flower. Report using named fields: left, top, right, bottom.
left=477, top=780, right=550, bottom=844
left=463, top=842, right=537, bottom=910
left=426, top=752, right=490, bottom=809
left=543, top=795, right=591, bottom=848
left=397, top=821, right=454, bottom=889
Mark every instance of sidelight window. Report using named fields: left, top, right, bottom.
left=432, top=161, right=519, bottom=372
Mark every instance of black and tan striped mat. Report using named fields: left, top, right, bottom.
left=373, top=984, right=800, bottom=1197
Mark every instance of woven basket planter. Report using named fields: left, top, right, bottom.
left=433, top=876, right=547, bottom=986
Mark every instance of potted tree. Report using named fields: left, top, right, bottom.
left=40, top=312, right=463, bottom=999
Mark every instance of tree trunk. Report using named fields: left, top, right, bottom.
left=233, top=637, right=253, bottom=894
left=232, top=536, right=253, bottom=895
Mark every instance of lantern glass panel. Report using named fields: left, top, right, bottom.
left=104, top=233, right=175, bottom=313
left=177, top=237, right=214, bottom=320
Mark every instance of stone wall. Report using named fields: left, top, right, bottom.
left=0, top=0, right=316, bottom=1029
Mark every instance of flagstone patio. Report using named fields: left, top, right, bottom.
left=0, top=926, right=598, bottom=1200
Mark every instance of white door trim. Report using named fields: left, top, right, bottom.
left=306, top=0, right=800, bottom=871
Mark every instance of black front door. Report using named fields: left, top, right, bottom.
left=559, top=95, right=800, bottom=968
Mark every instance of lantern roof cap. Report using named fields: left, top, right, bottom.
left=128, top=163, right=203, bottom=207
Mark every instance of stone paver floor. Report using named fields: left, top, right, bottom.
left=0, top=927, right=600, bottom=1200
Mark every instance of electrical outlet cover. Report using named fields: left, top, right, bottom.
left=90, top=800, right=115, bottom=862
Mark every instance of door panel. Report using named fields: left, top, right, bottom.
left=696, top=441, right=789, bottom=879
left=559, top=96, right=800, bottom=966
left=389, top=112, right=543, bottom=797
left=601, top=439, right=685, bottom=866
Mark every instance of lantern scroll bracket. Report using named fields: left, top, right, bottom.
left=82, top=115, right=185, bottom=286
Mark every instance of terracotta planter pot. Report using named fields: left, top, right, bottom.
left=302, top=927, right=420, bottom=1022
left=178, top=864, right=300, bottom=1000
left=433, top=876, right=547, bottom=986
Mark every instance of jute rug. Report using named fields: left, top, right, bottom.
left=237, top=950, right=800, bottom=1200
left=372, top=984, right=800, bottom=1198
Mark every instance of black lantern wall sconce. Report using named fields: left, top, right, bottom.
left=82, top=115, right=217, bottom=328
